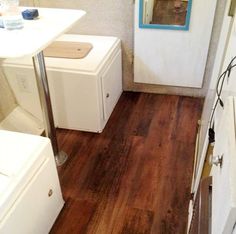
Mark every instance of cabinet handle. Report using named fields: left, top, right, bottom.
left=209, top=154, right=223, bottom=168
left=48, top=189, right=53, bottom=197
left=106, top=93, right=110, bottom=98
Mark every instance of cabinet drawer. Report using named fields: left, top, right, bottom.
left=0, top=156, right=64, bottom=234
left=101, top=50, right=122, bottom=120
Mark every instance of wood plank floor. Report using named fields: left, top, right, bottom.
left=50, top=92, right=203, bottom=234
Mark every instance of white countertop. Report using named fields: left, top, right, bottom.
left=0, top=7, right=86, bottom=58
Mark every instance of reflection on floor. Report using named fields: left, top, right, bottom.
left=152, top=0, right=188, bottom=26
left=51, top=92, right=203, bottom=234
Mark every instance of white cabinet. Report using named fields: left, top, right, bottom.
left=0, top=130, right=64, bottom=234
left=1, top=34, right=123, bottom=133
left=48, top=47, right=122, bottom=133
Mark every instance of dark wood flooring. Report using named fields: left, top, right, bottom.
left=50, top=92, right=203, bottom=234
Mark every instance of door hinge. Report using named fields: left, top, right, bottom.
left=190, top=192, right=194, bottom=200
left=229, top=0, right=236, bottom=17
left=232, top=221, right=236, bottom=233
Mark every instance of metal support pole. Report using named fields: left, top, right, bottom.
left=33, top=51, right=68, bottom=166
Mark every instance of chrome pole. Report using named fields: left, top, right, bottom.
left=33, top=51, right=68, bottom=166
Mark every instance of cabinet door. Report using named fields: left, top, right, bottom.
left=211, top=97, right=236, bottom=234
left=101, top=50, right=122, bottom=120
left=0, top=156, right=64, bottom=234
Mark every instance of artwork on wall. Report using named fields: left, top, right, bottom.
left=139, top=0, right=192, bottom=30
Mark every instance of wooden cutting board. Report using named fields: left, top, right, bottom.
left=44, top=41, right=93, bottom=59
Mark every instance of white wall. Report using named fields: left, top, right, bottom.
left=18, top=0, right=224, bottom=97
left=0, top=69, right=17, bottom=122
left=20, top=0, right=134, bottom=92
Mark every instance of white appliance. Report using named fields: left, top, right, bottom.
left=1, top=34, right=122, bottom=133
left=0, top=130, right=64, bottom=234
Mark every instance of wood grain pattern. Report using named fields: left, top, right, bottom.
left=50, top=92, right=203, bottom=234
left=44, top=41, right=93, bottom=59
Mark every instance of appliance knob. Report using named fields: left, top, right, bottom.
left=48, top=189, right=53, bottom=197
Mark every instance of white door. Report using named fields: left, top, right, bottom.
left=191, top=0, right=234, bottom=199
left=134, top=0, right=217, bottom=88
left=211, top=10, right=236, bottom=232
left=211, top=97, right=236, bottom=234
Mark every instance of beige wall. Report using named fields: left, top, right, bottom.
left=24, top=0, right=134, bottom=93
left=19, top=0, right=223, bottom=97
left=0, top=70, right=17, bottom=121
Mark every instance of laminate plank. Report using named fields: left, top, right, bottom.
left=50, top=92, right=203, bottom=234
left=170, top=97, right=202, bottom=144
left=116, top=208, right=154, bottom=234
left=50, top=199, right=97, bottom=234
left=78, top=137, right=133, bottom=200
left=150, top=142, right=195, bottom=234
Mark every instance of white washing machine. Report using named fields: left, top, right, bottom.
left=1, top=34, right=122, bottom=133
left=0, top=130, right=64, bottom=234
